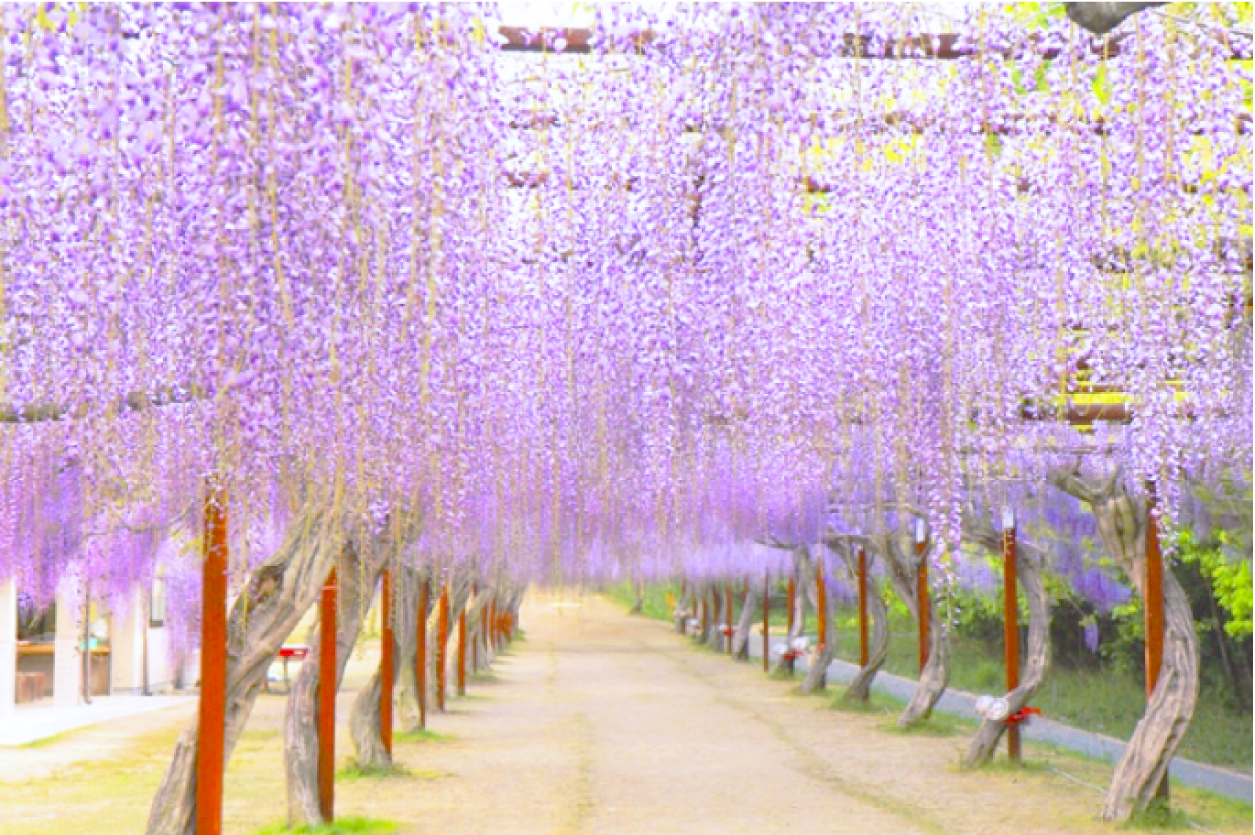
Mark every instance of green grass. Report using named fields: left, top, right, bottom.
left=247, top=817, right=397, bottom=835
left=337, top=761, right=411, bottom=780
left=19, top=728, right=79, bottom=748
left=830, top=605, right=1253, bottom=772
left=393, top=728, right=455, bottom=743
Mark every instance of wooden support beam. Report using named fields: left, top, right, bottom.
left=318, top=569, right=338, bottom=823
left=196, top=481, right=228, bottom=835
left=1145, top=489, right=1169, bottom=802
left=1003, top=510, right=1021, bottom=763
left=457, top=606, right=467, bottom=696
left=762, top=572, right=770, bottom=672
left=380, top=569, right=393, bottom=757
left=816, top=563, right=828, bottom=649
left=916, top=527, right=930, bottom=674
left=416, top=577, right=429, bottom=730
left=858, top=546, right=869, bottom=667
left=437, top=585, right=449, bottom=712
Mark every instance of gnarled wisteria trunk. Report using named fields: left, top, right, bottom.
left=145, top=506, right=343, bottom=835
left=349, top=566, right=423, bottom=770
left=1050, top=468, right=1200, bottom=821
left=825, top=538, right=890, bottom=703
left=732, top=584, right=758, bottom=660
left=801, top=548, right=835, bottom=693
left=962, top=513, right=1052, bottom=767
left=284, top=539, right=386, bottom=826
left=771, top=548, right=809, bottom=677
left=881, top=533, right=949, bottom=727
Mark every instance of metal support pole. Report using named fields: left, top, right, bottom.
left=196, top=481, right=228, bottom=835
left=1002, top=508, right=1021, bottom=763
left=318, top=568, right=338, bottom=822
left=380, top=569, right=393, bottom=757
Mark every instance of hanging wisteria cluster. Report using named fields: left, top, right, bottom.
left=0, top=4, right=1249, bottom=629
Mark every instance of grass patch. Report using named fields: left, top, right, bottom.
left=337, top=761, right=411, bottom=780
left=831, top=604, right=1252, bottom=771
left=19, top=728, right=79, bottom=748
left=394, top=728, right=455, bottom=744
left=247, top=816, right=398, bottom=835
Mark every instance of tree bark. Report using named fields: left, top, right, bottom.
left=879, top=534, right=949, bottom=727
left=962, top=512, right=1052, bottom=767
left=349, top=566, right=425, bottom=769
left=145, top=505, right=343, bottom=835
left=704, top=583, right=726, bottom=650
left=732, top=584, right=758, bottom=660
left=1049, top=467, right=1200, bottom=821
left=284, top=540, right=386, bottom=826
left=673, top=581, right=692, bottom=634
left=801, top=552, right=836, bottom=694
left=771, top=548, right=809, bottom=676
left=629, top=576, right=644, bottom=614
left=824, top=538, right=890, bottom=703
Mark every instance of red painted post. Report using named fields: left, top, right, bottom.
left=380, top=569, right=393, bottom=757
left=196, top=481, right=228, bottom=835
left=1145, top=489, right=1168, bottom=800
left=437, top=584, right=449, bottom=711
left=416, top=576, right=428, bottom=729
left=762, top=572, right=769, bottom=672
left=816, top=562, right=828, bottom=649
left=318, top=568, right=338, bottom=822
left=1002, top=509, right=1021, bottom=763
left=787, top=576, right=795, bottom=636
left=457, top=606, right=467, bottom=696
left=471, top=582, right=479, bottom=672
left=857, top=546, right=869, bottom=667
left=915, top=520, right=930, bottom=673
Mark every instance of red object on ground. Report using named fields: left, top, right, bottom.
left=1006, top=707, right=1041, bottom=725
left=278, top=645, right=309, bottom=660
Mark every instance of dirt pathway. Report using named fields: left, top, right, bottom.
left=1, top=591, right=1246, bottom=834
left=349, top=591, right=1135, bottom=834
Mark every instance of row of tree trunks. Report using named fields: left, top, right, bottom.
left=145, top=505, right=344, bottom=835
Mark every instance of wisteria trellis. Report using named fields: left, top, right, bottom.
left=0, top=0, right=1249, bottom=705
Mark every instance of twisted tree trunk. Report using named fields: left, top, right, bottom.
left=771, top=548, right=808, bottom=676
left=673, top=581, right=693, bottom=634
left=801, top=551, right=836, bottom=694
left=704, top=584, right=726, bottom=650
left=349, top=566, right=424, bottom=769
left=629, top=575, right=644, bottom=614
left=825, top=538, right=890, bottom=703
left=284, top=539, right=386, bottom=826
left=963, top=513, right=1052, bottom=767
left=880, top=535, right=949, bottom=727
left=732, top=584, right=758, bottom=660
left=1050, top=468, right=1200, bottom=821
left=146, top=505, right=343, bottom=835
